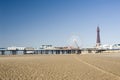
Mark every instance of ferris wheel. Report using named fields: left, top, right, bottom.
left=67, top=35, right=83, bottom=49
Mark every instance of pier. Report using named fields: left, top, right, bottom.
left=0, top=48, right=107, bottom=55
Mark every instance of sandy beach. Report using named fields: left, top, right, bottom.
left=0, top=53, right=120, bottom=80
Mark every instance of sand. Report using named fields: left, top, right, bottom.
left=0, top=53, right=120, bottom=80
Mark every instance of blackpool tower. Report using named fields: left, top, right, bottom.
left=96, top=26, right=101, bottom=48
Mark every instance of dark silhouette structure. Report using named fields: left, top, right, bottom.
left=96, top=26, right=101, bottom=48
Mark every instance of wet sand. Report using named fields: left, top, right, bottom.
left=0, top=53, right=120, bottom=80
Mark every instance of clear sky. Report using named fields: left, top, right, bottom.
left=0, top=0, right=120, bottom=48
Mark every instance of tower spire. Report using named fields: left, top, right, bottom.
left=96, top=26, right=101, bottom=48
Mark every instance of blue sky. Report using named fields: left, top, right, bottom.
left=0, top=0, right=120, bottom=48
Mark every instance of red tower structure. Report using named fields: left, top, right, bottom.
left=96, top=26, right=101, bottom=48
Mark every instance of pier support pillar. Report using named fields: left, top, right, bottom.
left=1, top=51, right=5, bottom=55
left=11, top=50, right=17, bottom=55
left=24, top=50, right=27, bottom=54
left=77, top=50, right=81, bottom=54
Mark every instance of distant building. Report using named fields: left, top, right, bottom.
left=24, top=47, right=34, bottom=50
left=99, top=44, right=120, bottom=50
left=41, top=45, right=53, bottom=49
left=7, top=46, right=25, bottom=50
left=111, top=44, right=120, bottom=49
left=0, top=48, right=6, bottom=50
left=99, top=44, right=110, bottom=49
left=24, top=47, right=34, bottom=54
left=54, top=47, right=68, bottom=50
